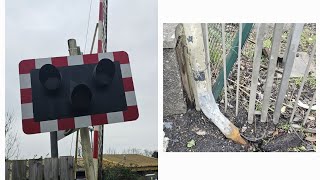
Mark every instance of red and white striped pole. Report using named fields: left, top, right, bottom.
left=94, top=0, right=108, bottom=179
left=93, top=125, right=99, bottom=178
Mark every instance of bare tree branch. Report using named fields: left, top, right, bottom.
left=5, top=112, right=20, bottom=160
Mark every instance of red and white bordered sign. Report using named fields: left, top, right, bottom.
left=19, top=51, right=139, bottom=134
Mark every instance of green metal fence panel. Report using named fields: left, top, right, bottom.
left=212, top=23, right=253, bottom=100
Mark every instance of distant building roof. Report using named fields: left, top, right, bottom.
left=78, top=154, right=158, bottom=172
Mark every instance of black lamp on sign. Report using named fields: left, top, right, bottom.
left=39, top=64, right=62, bottom=92
left=93, top=58, right=115, bottom=87
left=70, top=82, right=93, bottom=111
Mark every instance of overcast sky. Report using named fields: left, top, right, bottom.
left=5, top=0, right=158, bottom=159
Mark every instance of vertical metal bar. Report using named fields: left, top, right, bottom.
left=273, top=23, right=304, bottom=124
left=74, top=130, right=79, bottom=179
left=222, top=23, right=228, bottom=111
left=303, top=92, right=316, bottom=125
left=90, top=23, right=99, bottom=54
left=290, top=43, right=316, bottom=123
left=260, top=23, right=284, bottom=122
left=235, top=23, right=242, bottom=115
left=282, top=23, right=294, bottom=65
left=202, top=23, right=212, bottom=90
left=98, top=125, right=104, bottom=180
left=248, top=24, right=266, bottom=124
left=50, top=132, right=58, bottom=157
left=97, top=1, right=108, bottom=179
left=212, top=24, right=253, bottom=100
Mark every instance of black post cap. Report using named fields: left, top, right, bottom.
left=39, top=64, right=61, bottom=91
left=93, top=58, right=115, bottom=87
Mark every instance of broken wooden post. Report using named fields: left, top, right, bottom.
left=175, top=24, right=200, bottom=110
left=175, top=23, right=246, bottom=144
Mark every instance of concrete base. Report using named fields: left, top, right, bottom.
left=163, top=23, right=179, bottom=48
left=163, top=48, right=187, bottom=117
left=163, top=23, right=187, bottom=117
left=290, top=52, right=315, bottom=77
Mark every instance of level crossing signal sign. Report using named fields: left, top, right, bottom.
left=19, top=51, right=139, bottom=134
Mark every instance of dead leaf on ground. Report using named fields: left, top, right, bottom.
left=305, top=136, right=316, bottom=142
left=297, top=100, right=316, bottom=111
left=196, top=130, right=206, bottom=136
left=187, top=139, right=196, bottom=148
left=272, top=128, right=279, bottom=137
left=281, top=106, right=286, bottom=114
left=308, top=116, right=316, bottom=121
left=291, top=124, right=302, bottom=129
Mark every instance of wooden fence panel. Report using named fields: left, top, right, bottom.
left=5, top=161, right=11, bottom=180
left=29, top=159, right=44, bottom=180
left=12, top=160, right=27, bottom=180
left=59, top=156, right=74, bottom=180
left=8, top=156, right=74, bottom=180
left=44, top=157, right=59, bottom=180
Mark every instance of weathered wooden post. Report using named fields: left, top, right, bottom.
left=68, top=39, right=96, bottom=180
left=175, top=23, right=246, bottom=144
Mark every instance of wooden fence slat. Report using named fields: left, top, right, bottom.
left=260, top=23, right=284, bottom=122
left=59, top=156, right=74, bottom=180
left=29, top=159, right=44, bottom=180
left=12, top=160, right=27, bottom=180
left=273, top=23, right=304, bottom=124
left=44, top=157, right=59, bottom=180
left=5, top=161, right=11, bottom=180
left=247, top=23, right=266, bottom=124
